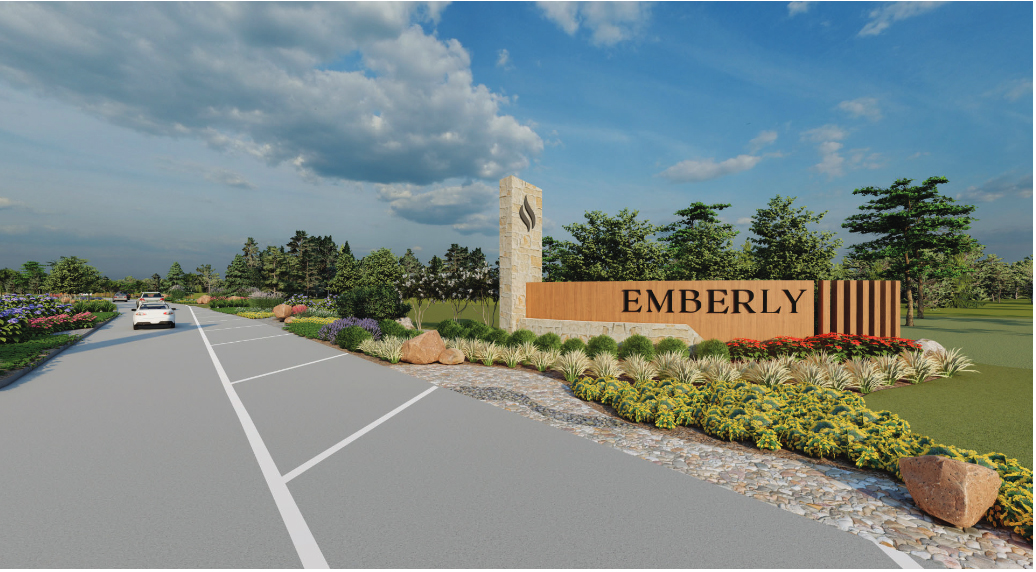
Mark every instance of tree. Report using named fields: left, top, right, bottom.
left=400, top=249, right=421, bottom=277
left=842, top=177, right=977, bottom=326
left=976, top=253, right=1012, bottom=303
left=166, top=262, right=186, bottom=289
left=749, top=195, right=842, bottom=281
left=358, top=248, right=403, bottom=290
left=195, top=264, right=220, bottom=293
left=180, top=273, right=201, bottom=294
left=0, top=267, right=22, bottom=294
left=399, top=257, right=445, bottom=331
left=543, top=208, right=668, bottom=282
left=224, top=254, right=253, bottom=292
left=260, top=246, right=290, bottom=293
left=659, top=202, right=742, bottom=280
left=20, top=261, right=48, bottom=294
left=44, top=256, right=101, bottom=295
left=1010, top=256, right=1033, bottom=300
left=327, top=241, right=358, bottom=295
left=242, top=237, right=260, bottom=269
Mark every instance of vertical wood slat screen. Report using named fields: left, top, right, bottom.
left=815, top=280, right=900, bottom=338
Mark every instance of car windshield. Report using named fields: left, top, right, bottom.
left=141, top=304, right=168, bottom=310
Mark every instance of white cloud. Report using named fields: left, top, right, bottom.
left=376, top=180, right=499, bottom=235
left=536, top=1, right=652, bottom=46
left=0, top=197, right=11, bottom=209
left=958, top=173, right=1033, bottom=203
left=838, top=97, right=883, bottom=121
left=986, top=78, right=1034, bottom=102
left=801, top=124, right=847, bottom=142
left=848, top=148, right=884, bottom=170
left=748, top=130, right=778, bottom=153
left=787, top=2, right=812, bottom=16
left=657, top=154, right=762, bottom=183
left=203, top=167, right=255, bottom=190
left=858, top=2, right=946, bottom=37
left=496, top=48, right=513, bottom=70
left=813, top=141, right=845, bottom=177
left=907, top=151, right=930, bottom=159
left=0, top=3, right=543, bottom=186
left=736, top=217, right=753, bottom=225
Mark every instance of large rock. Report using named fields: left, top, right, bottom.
left=197, top=295, right=212, bottom=304
left=401, top=330, right=446, bottom=365
left=272, top=304, right=293, bottom=321
left=284, top=316, right=295, bottom=324
left=899, top=456, right=1002, bottom=528
left=914, top=338, right=946, bottom=355
left=395, top=317, right=416, bottom=330
left=437, top=348, right=464, bottom=365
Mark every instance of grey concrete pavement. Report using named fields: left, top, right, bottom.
left=0, top=303, right=911, bottom=568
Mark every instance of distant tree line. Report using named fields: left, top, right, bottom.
left=543, top=176, right=1032, bottom=326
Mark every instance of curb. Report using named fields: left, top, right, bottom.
left=0, top=314, right=120, bottom=390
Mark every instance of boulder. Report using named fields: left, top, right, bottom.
left=284, top=316, right=295, bottom=324
left=395, top=317, right=416, bottom=330
left=899, top=456, right=1001, bottom=528
left=227, top=296, right=247, bottom=301
left=915, top=338, right=946, bottom=355
left=197, top=295, right=212, bottom=304
left=272, top=304, right=293, bottom=321
left=401, top=330, right=446, bottom=365
left=437, top=348, right=464, bottom=365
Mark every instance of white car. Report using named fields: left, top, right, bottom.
left=132, top=303, right=177, bottom=329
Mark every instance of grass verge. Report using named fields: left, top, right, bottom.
left=0, top=334, right=80, bottom=374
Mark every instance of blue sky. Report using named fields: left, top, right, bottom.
left=0, top=1, right=1031, bottom=282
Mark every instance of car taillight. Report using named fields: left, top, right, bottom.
left=163, top=312, right=170, bottom=315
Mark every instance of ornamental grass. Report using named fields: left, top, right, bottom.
left=529, top=348, right=561, bottom=372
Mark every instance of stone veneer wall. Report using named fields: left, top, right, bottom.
left=499, top=176, right=542, bottom=332
left=520, top=317, right=703, bottom=346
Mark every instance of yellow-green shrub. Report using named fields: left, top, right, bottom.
left=237, top=311, right=274, bottom=319
left=290, top=316, right=338, bottom=325
left=570, top=375, right=1033, bottom=540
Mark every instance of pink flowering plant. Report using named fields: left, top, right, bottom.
left=728, top=333, right=920, bottom=362
left=27, top=312, right=96, bottom=334
left=1, top=294, right=76, bottom=343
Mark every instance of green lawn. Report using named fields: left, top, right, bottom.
left=407, top=300, right=497, bottom=330
left=866, top=298, right=1033, bottom=469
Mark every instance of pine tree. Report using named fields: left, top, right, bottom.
left=166, top=262, right=185, bottom=289
left=225, top=254, right=253, bottom=292
left=842, top=177, right=977, bottom=326
left=327, top=241, right=358, bottom=295
left=660, top=202, right=741, bottom=280
left=749, top=195, right=843, bottom=281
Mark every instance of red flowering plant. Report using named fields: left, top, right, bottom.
left=27, top=312, right=96, bottom=334
left=727, top=332, right=920, bottom=362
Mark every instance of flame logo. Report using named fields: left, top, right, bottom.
left=519, top=195, right=537, bottom=232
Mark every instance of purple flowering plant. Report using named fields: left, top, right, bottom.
left=318, top=317, right=381, bottom=343
left=1, top=294, right=76, bottom=343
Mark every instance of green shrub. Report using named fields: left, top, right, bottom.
left=284, top=322, right=323, bottom=339
left=463, top=320, right=493, bottom=340
left=248, top=297, right=284, bottom=309
left=655, top=337, right=689, bottom=357
left=534, top=332, right=563, bottom=352
left=209, top=299, right=251, bottom=309
left=379, top=319, right=409, bottom=339
left=484, top=328, right=510, bottom=345
left=336, top=325, right=373, bottom=351
left=694, top=338, right=730, bottom=361
left=437, top=319, right=465, bottom=340
left=561, top=337, right=587, bottom=355
left=507, top=329, right=537, bottom=348
left=335, top=286, right=411, bottom=321
left=618, top=334, right=655, bottom=361
left=568, top=375, right=1033, bottom=542
left=586, top=334, right=619, bottom=359
left=72, top=300, right=117, bottom=313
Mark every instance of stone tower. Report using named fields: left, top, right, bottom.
left=499, top=176, right=543, bottom=332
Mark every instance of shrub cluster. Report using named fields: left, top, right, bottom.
left=336, top=325, right=372, bottom=351
left=570, top=375, right=1032, bottom=540
left=378, top=319, right=420, bottom=340
left=319, top=317, right=381, bottom=343
left=694, top=338, right=731, bottom=360
left=534, top=333, right=562, bottom=352
left=655, top=337, right=688, bottom=357
left=236, top=311, right=274, bottom=319
left=335, top=286, right=411, bottom=322
left=436, top=319, right=511, bottom=345
left=586, top=335, right=619, bottom=359
left=27, top=312, right=96, bottom=333
left=618, top=334, right=654, bottom=361
left=728, top=333, right=921, bottom=362
left=72, top=300, right=117, bottom=313
left=283, top=322, right=323, bottom=339
left=285, top=294, right=338, bottom=313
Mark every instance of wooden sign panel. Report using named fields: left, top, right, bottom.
left=526, top=281, right=815, bottom=342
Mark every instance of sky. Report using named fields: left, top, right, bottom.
left=0, top=1, right=1032, bottom=282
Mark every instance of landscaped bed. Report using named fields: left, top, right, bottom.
left=277, top=313, right=1032, bottom=541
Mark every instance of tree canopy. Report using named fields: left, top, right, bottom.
left=543, top=208, right=668, bottom=282
left=749, top=195, right=843, bottom=281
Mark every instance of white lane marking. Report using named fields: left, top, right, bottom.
left=871, top=538, right=923, bottom=568
left=283, top=385, right=438, bottom=484
left=188, top=306, right=329, bottom=569
left=208, top=324, right=268, bottom=332
left=231, top=355, right=345, bottom=385
left=210, top=334, right=292, bottom=346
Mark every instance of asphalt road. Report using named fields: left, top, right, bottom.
left=0, top=303, right=916, bottom=568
